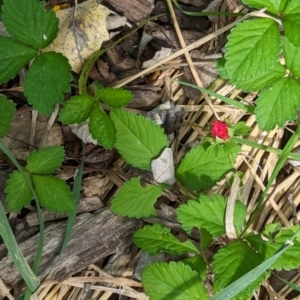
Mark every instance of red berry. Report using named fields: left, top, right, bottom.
left=211, top=120, right=229, bottom=140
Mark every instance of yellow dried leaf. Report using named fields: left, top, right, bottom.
left=44, top=0, right=110, bottom=73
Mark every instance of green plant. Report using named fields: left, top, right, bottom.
left=59, top=84, right=133, bottom=149
left=0, top=0, right=72, bottom=115
left=218, top=0, right=300, bottom=131
left=107, top=107, right=300, bottom=299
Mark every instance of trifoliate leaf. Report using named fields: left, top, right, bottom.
left=110, top=109, right=169, bottom=169
left=0, top=35, right=37, bottom=84
left=246, top=227, right=300, bottom=271
left=59, top=94, right=95, bottom=124
left=89, top=105, right=116, bottom=149
left=0, top=95, right=16, bottom=138
left=142, top=261, right=209, bottom=300
left=5, top=171, right=32, bottom=211
left=25, top=146, right=64, bottom=174
left=24, top=52, right=72, bottom=116
left=176, top=194, right=246, bottom=238
left=212, top=240, right=266, bottom=300
left=110, top=177, right=165, bottom=219
left=176, top=142, right=240, bottom=191
left=233, top=62, right=286, bottom=92
left=282, top=36, right=300, bottom=78
left=225, top=18, right=280, bottom=81
left=96, top=87, right=133, bottom=108
left=180, top=256, right=207, bottom=281
left=133, top=223, right=199, bottom=255
left=242, top=0, right=289, bottom=14
left=2, top=0, right=58, bottom=49
left=32, top=175, right=74, bottom=213
left=255, top=77, right=300, bottom=131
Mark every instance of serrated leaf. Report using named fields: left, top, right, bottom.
left=283, top=1, right=300, bottom=47
left=59, top=94, right=95, bottom=124
left=176, top=142, right=240, bottom=191
left=225, top=18, right=280, bottom=81
left=133, top=223, right=199, bottom=255
left=176, top=194, right=246, bottom=238
left=89, top=104, right=116, bottom=149
left=96, top=87, right=133, bottom=108
left=247, top=228, right=300, bottom=271
left=255, top=77, right=300, bottom=131
left=0, top=95, right=16, bottom=138
left=2, top=0, right=58, bottom=49
left=282, top=36, right=300, bottom=78
left=212, top=240, right=266, bottom=300
left=32, top=175, right=74, bottom=213
left=232, top=122, right=251, bottom=136
left=142, top=261, right=209, bottom=300
left=5, top=171, right=32, bottom=211
left=242, top=0, right=289, bottom=14
left=180, top=256, right=207, bottom=281
left=0, top=35, right=37, bottom=84
left=23, top=52, right=72, bottom=116
left=110, top=109, right=169, bottom=169
left=233, top=62, right=285, bottom=92
left=25, top=146, right=64, bottom=174
left=110, top=177, right=165, bottom=219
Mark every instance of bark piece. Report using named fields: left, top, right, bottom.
left=0, top=208, right=142, bottom=287
left=104, top=0, right=155, bottom=23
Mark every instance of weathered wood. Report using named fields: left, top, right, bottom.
left=104, top=0, right=155, bottom=23
left=0, top=208, right=142, bottom=287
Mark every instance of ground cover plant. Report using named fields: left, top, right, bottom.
left=1, top=0, right=300, bottom=299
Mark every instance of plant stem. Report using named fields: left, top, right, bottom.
left=231, top=136, right=300, bottom=162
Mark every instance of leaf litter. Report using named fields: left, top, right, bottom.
left=44, top=0, right=110, bottom=73
left=2, top=0, right=300, bottom=299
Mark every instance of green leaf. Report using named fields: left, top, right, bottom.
left=0, top=95, right=16, bottom=138
left=59, top=94, right=95, bottom=124
left=25, top=146, right=64, bottom=174
left=176, top=194, right=246, bottom=238
left=89, top=105, right=116, bottom=149
left=232, top=62, right=286, bottom=92
left=0, top=35, right=37, bottom=84
left=255, top=77, right=300, bottom=131
left=96, top=87, right=133, bottom=108
left=142, top=261, right=209, bottom=300
left=5, top=170, right=33, bottom=211
left=225, top=18, right=280, bottom=81
left=32, top=175, right=75, bottom=213
left=282, top=36, right=300, bottom=78
left=283, top=0, right=300, bottom=47
left=133, top=223, right=200, bottom=255
left=216, top=57, right=229, bottom=80
left=212, top=240, right=266, bottom=299
left=242, top=0, right=289, bottom=14
left=246, top=227, right=300, bottom=271
left=200, top=228, right=213, bottom=250
left=211, top=239, right=294, bottom=300
left=180, top=256, right=207, bottom=281
left=110, top=177, right=165, bottom=218
left=2, top=0, right=58, bottom=49
left=232, top=122, right=251, bottom=136
left=176, top=142, right=240, bottom=191
left=111, top=109, right=169, bottom=169
left=23, top=52, right=72, bottom=116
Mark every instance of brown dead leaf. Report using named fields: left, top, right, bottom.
left=44, top=0, right=110, bottom=73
